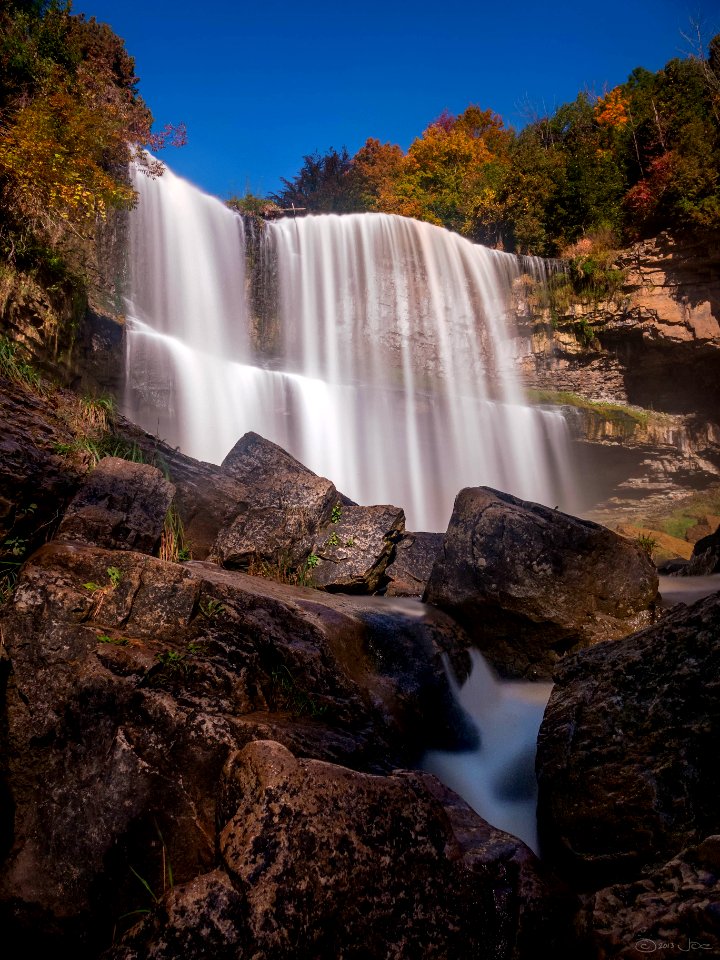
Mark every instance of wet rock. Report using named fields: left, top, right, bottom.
left=424, top=486, right=659, bottom=679
left=105, top=739, right=568, bottom=960
left=55, top=457, right=175, bottom=554
left=384, top=532, right=444, bottom=597
left=536, top=592, right=720, bottom=889
left=213, top=431, right=337, bottom=568
left=311, top=503, right=405, bottom=593
left=0, top=375, right=81, bottom=557
left=0, top=538, right=474, bottom=950
left=585, top=836, right=720, bottom=958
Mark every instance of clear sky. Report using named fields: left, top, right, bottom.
left=77, top=0, right=717, bottom=201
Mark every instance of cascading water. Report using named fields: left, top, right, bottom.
left=125, top=162, right=574, bottom=531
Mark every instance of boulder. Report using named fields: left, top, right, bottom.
left=105, top=740, right=571, bottom=960
left=384, top=532, right=444, bottom=597
left=56, top=457, right=175, bottom=554
left=311, top=503, right=405, bottom=593
left=536, top=592, right=720, bottom=889
left=586, top=836, right=720, bottom=958
left=213, top=431, right=337, bottom=568
left=682, top=523, right=720, bottom=575
left=424, top=487, right=659, bottom=679
left=0, top=538, right=476, bottom=950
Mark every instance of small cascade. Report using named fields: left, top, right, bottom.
left=423, top=650, right=552, bottom=854
left=125, top=162, right=575, bottom=530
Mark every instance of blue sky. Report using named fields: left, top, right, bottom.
left=78, top=0, right=717, bottom=200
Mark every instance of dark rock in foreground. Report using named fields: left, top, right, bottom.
left=105, top=740, right=570, bottom=960
left=384, top=531, right=444, bottom=597
left=0, top=538, right=479, bottom=952
left=424, top=487, right=659, bottom=679
left=585, top=835, right=720, bottom=958
left=536, top=591, right=720, bottom=890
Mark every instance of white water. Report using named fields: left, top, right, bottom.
left=126, top=162, right=575, bottom=530
left=423, top=651, right=552, bottom=854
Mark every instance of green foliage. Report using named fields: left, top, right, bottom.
left=97, top=633, right=128, bottom=646
left=330, top=503, right=342, bottom=523
left=306, top=552, right=320, bottom=568
left=106, top=565, right=122, bottom=588
left=0, top=336, right=42, bottom=389
left=635, top=533, right=657, bottom=558
left=155, top=649, right=190, bottom=677
left=273, top=34, right=720, bottom=250
left=198, top=598, right=224, bottom=619
left=159, top=505, right=191, bottom=563
left=270, top=664, right=328, bottom=719
left=527, top=389, right=651, bottom=430
left=326, top=531, right=340, bottom=547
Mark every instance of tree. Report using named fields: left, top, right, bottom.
left=270, top=147, right=362, bottom=212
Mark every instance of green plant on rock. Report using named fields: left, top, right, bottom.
left=635, top=533, right=658, bottom=559
left=121, top=825, right=174, bottom=924
left=306, top=553, right=320, bottom=568
left=97, top=633, right=128, bottom=646
left=0, top=337, right=43, bottom=391
left=155, top=649, right=191, bottom=678
left=198, top=598, right=225, bottom=619
left=159, top=505, right=191, bottom=563
left=326, top=531, right=340, bottom=548
left=107, top=566, right=122, bottom=588
left=270, top=664, right=329, bottom=719
left=331, top=503, right=342, bottom=523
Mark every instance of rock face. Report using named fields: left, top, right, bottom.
left=0, top=531, right=489, bottom=953
left=424, top=486, right=659, bottom=679
left=214, top=431, right=338, bottom=567
left=682, top=523, right=720, bottom=575
left=585, top=836, right=720, bottom=958
left=384, top=532, right=444, bottom=597
left=311, top=504, right=405, bottom=593
left=105, top=740, right=568, bottom=960
left=536, top=592, right=720, bottom=890
left=56, top=457, right=175, bottom=554
left=518, top=231, right=720, bottom=416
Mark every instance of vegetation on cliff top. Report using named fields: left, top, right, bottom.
left=0, top=0, right=183, bottom=288
left=265, top=33, right=720, bottom=256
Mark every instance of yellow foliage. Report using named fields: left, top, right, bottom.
left=594, top=88, right=630, bottom=128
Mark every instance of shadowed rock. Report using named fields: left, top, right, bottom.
left=424, top=486, right=659, bottom=679
left=384, top=532, right=444, bottom=597
left=0, top=539, right=476, bottom=951
left=585, top=836, right=720, bottom=957
left=56, top=456, right=174, bottom=554
left=104, top=740, right=572, bottom=960
left=682, top=523, right=720, bottom=575
left=536, top=592, right=720, bottom=890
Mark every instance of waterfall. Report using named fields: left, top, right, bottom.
left=423, top=650, right=552, bottom=854
left=125, top=162, right=574, bottom=531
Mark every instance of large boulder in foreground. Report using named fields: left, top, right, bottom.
left=0, top=538, right=477, bottom=952
left=105, top=740, right=570, bottom=960
left=424, top=487, right=659, bottom=678
left=536, top=592, right=720, bottom=890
